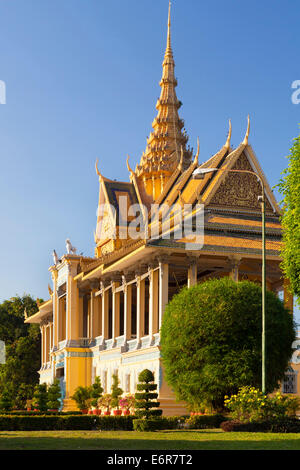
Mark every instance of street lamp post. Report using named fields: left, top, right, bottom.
left=193, top=166, right=266, bottom=393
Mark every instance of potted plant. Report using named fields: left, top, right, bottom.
left=134, top=369, right=162, bottom=419
left=90, top=376, right=103, bottom=415
left=32, top=383, right=48, bottom=413
left=70, top=386, right=91, bottom=414
left=111, top=374, right=123, bottom=415
left=47, top=379, right=61, bottom=412
left=120, top=394, right=135, bottom=416
left=98, top=394, right=112, bottom=415
left=26, top=399, right=33, bottom=412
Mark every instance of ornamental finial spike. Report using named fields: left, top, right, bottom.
left=193, top=137, right=200, bottom=165
left=243, top=115, right=250, bottom=145
left=126, top=155, right=135, bottom=177
left=178, top=145, right=184, bottom=171
left=95, top=159, right=103, bottom=181
left=225, top=119, right=232, bottom=149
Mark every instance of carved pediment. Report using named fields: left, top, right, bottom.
left=209, top=153, right=273, bottom=211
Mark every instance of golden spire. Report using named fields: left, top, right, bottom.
left=135, top=0, right=192, bottom=200
left=166, top=0, right=172, bottom=58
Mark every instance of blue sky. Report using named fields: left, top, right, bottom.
left=0, top=0, right=299, bottom=317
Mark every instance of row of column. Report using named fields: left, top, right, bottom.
left=51, top=255, right=294, bottom=352
left=40, top=322, right=53, bottom=367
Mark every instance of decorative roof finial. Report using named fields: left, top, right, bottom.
left=243, top=115, right=250, bottom=145
left=126, top=155, right=135, bottom=177
left=95, top=159, right=103, bottom=181
left=225, top=119, right=232, bottom=149
left=166, top=0, right=172, bottom=56
left=193, top=137, right=200, bottom=165
left=177, top=145, right=184, bottom=171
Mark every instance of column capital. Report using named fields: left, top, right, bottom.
left=135, top=264, right=148, bottom=277
left=88, top=280, right=99, bottom=291
left=110, top=271, right=123, bottom=283
left=186, top=254, right=199, bottom=266
left=157, top=254, right=170, bottom=265
left=227, top=255, right=242, bottom=269
left=122, top=270, right=135, bottom=283
left=100, top=278, right=112, bottom=290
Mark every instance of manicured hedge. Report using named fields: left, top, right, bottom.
left=133, top=416, right=186, bottom=432
left=220, top=418, right=300, bottom=433
left=0, top=411, right=82, bottom=416
left=186, top=414, right=227, bottom=429
left=0, top=415, right=135, bottom=431
left=96, top=416, right=134, bottom=431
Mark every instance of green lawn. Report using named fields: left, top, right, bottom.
left=1, top=429, right=300, bottom=450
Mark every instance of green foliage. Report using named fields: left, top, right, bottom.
left=0, top=410, right=82, bottom=415
left=160, top=278, right=296, bottom=410
left=134, top=369, right=162, bottom=419
left=186, top=414, right=227, bottom=429
left=277, top=130, right=300, bottom=300
left=220, top=418, right=300, bottom=433
left=0, top=414, right=134, bottom=431
left=224, top=386, right=300, bottom=423
left=0, top=295, right=40, bottom=344
left=133, top=417, right=185, bottom=432
left=95, top=415, right=134, bottom=431
left=0, top=388, right=13, bottom=411
left=32, top=383, right=48, bottom=412
left=90, top=376, right=103, bottom=408
left=110, top=374, right=123, bottom=409
left=0, top=295, right=41, bottom=408
left=47, top=380, right=61, bottom=410
left=70, top=386, right=92, bottom=411
left=15, top=384, right=34, bottom=410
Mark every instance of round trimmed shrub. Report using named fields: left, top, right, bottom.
left=161, top=278, right=296, bottom=410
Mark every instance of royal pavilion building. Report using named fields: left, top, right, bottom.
left=25, top=3, right=296, bottom=415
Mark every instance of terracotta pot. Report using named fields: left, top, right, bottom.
left=113, top=409, right=122, bottom=416
left=27, top=408, right=32, bottom=412
left=88, top=410, right=93, bottom=415
left=48, top=409, right=58, bottom=413
left=81, top=409, right=88, bottom=414
left=92, top=409, right=99, bottom=415
left=103, top=411, right=111, bottom=416
left=122, top=410, right=130, bottom=416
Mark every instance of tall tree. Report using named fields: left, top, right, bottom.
left=0, top=295, right=41, bottom=408
left=277, top=130, right=300, bottom=299
left=160, top=278, right=296, bottom=410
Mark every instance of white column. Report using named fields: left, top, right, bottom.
left=159, top=259, right=169, bottom=328
left=187, top=259, right=197, bottom=288
left=40, top=326, right=44, bottom=367
left=124, top=283, right=132, bottom=340
left=136, top=276, right=142, bottom=342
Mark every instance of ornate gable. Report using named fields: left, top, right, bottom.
left=209, top=152, right=274, bottom=212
